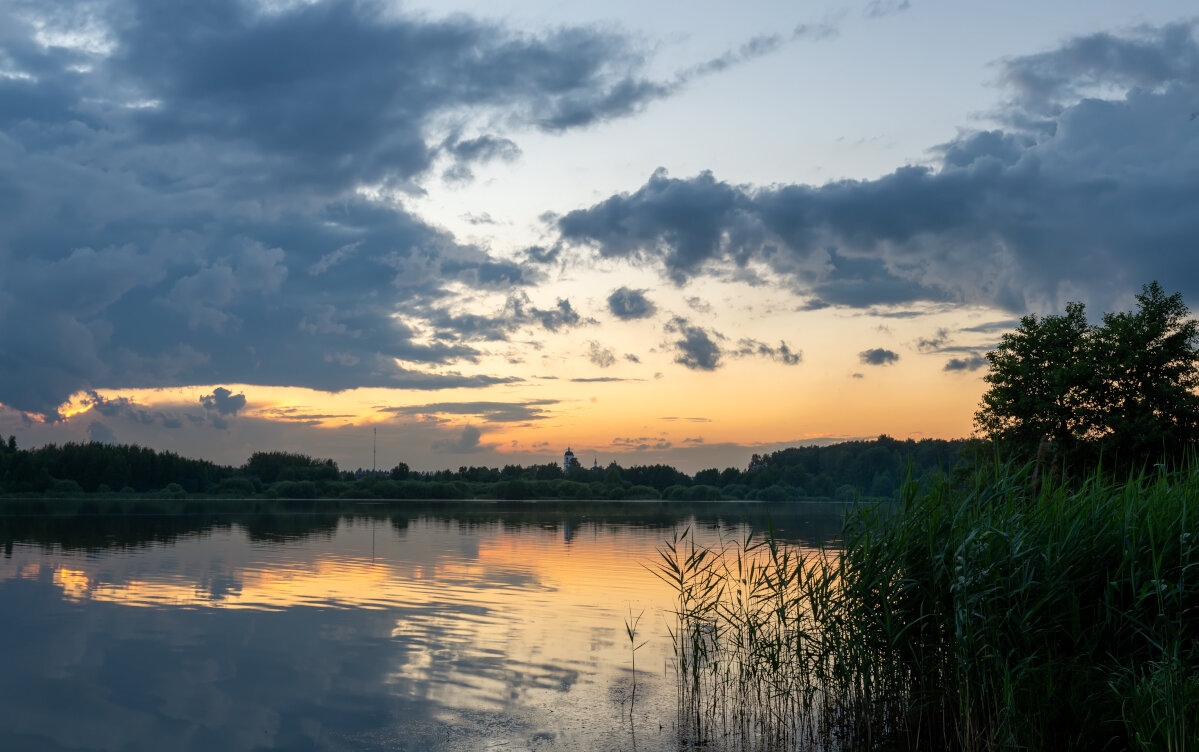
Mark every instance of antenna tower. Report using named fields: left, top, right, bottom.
left=373, top=427, right=377, bottom=473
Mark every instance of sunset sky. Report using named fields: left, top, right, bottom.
left=1, top=0, right=1196, bottom=472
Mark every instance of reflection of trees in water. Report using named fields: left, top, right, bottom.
left=0, top=500, right=851, bottom=551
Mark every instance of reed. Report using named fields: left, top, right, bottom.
left=654, top=463, right=1199, bottom=751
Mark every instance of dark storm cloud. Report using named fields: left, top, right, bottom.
left=999, top=21, right=1199, bottom=117
left=606, top=287, right=658, bottom=320
left=859, top=348, right=899, bottom=366
left=199, top=387, right=247, bottom=416
left=556, top=22, right=1199, bottom=317
left=665, top=318, right=723, bottom=371
left=0, top=0, right=697, bottom=418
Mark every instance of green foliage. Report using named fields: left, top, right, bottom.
left=976, top=281, right=1199, bottom=470
left=976, top=301, right=1092, bottom=447
left=244, top=451, right=338, bottom=484
left=657, top=463, right=1199, bottom=751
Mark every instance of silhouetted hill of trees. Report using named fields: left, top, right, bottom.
left=0, top=434, right=969, bottom=501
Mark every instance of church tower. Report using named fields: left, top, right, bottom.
left=563, top=447, right=576, bottom=473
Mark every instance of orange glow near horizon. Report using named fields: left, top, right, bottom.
left=8, top=298, right=1000, bottom=471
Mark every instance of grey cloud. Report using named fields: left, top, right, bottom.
left=425, top=293, right=594, bottom=339
left=442, top=135, right=521, bottom=182
left=666, top=318, right=723, bottom=371
left=1000, top=21, right=1199, bottom=117
left=916, top=328, right=950, bottom=352
left=570, top=377, right=642, bottom=383
left=533, top=298, right=587, bottom=332
left=859, top=348, right=899, bottom=366
left=864, top=1, right=910, bottom=18
left=385, top=400, right=556, bottom=423
left=961, top=319, right=1021, bottom=333
left=524, top=245, right=560, bottom=265
left=87, top=420, right=116, bottom=444
left=432, top=424, right=485, bottom=453
left=851, top=372, right=865, bottom=379
left=555, top=22, right=1199, bottom=316
left=199, top=387, right=247, bottom=416
left=944, top=354, right=989, bottom=372
left=0, top=0, right=679, bottom=417
left=83, top=392, right=191, bottom=430
left=587, top=341, right=616, bottom=368
left=606, top=287, right=657, bottom=320
left=734, top=339, right=802, bottom=365
left=308, top=242, right=361, bottom=276
left=611, top=436, right=673, bottom=450
left=624, top=353, right=641, bottom=363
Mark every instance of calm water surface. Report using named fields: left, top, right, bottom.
left=0, top=501, right=845, bottom=751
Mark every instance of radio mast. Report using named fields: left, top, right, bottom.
left=373, top=427, right=377, bottom=473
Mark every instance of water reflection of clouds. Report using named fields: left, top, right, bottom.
left=0, top=516, right=706, bottom=750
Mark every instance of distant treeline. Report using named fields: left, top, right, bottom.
left=0, top=435, right=968, bottom=501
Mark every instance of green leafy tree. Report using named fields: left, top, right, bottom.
left=975, top=282, right=1199, bottom=468
left=975, top=301, right=1094, bottom=450
left=1090, top=281, right=1199, bottom=460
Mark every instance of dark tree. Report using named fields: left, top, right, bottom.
left=975, top=301, right=1093, bottom=450
left=975, top=282, right=1199, bottom=468
left=1090, top=281, right=1199, bottom=461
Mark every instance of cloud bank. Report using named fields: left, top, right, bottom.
left=557, top=22, right=1199, bottom=316
left=0, top=0, right=683, bottom=418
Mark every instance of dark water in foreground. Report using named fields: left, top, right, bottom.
left=0, top=501, right=845, bottom=751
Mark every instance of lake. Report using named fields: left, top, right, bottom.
left=0, top=500, right=846, bottom=751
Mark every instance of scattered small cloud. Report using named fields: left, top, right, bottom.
left=916, top=328, right=950, bottom=352
left=611, top=436, right=673, bottom=450
left=859, top=348, right=899, bottom=366
left=607, top=287, right=657, bottom=320
left=588, top=341, right=616, bottom=368
left=199, top=387, right=247, bottom=416
left=385, top=400, right=557, bottom=423
left=944, top=354, right=989, bottom=372
left=734, top=339, right=802, bottom=365
left=666, top=317, right=723, bottom=371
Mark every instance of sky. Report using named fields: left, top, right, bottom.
left=1, top=0, right=1197, bottom=473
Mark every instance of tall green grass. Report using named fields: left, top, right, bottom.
left=655, top=464, right=1198, bottom=751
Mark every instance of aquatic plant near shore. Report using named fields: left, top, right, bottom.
left=655, top=463, right=1198, bottom=751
